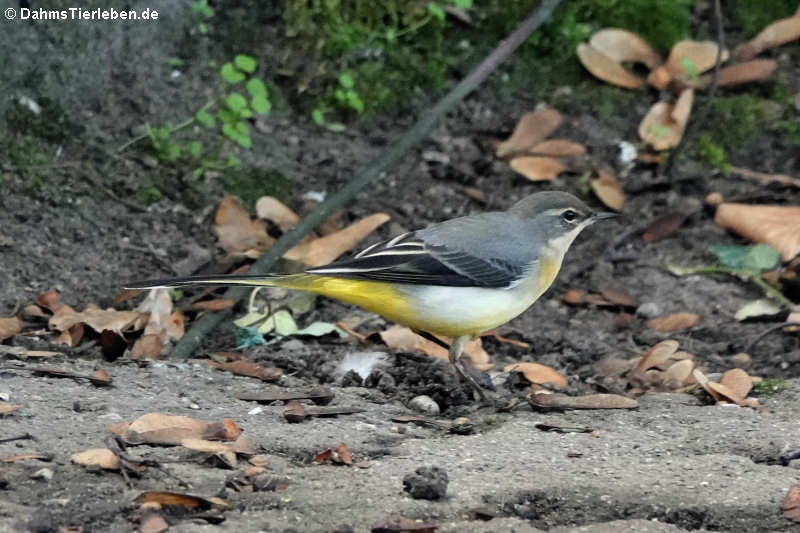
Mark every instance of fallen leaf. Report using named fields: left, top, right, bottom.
left=213, top=195, right=273, bottom=255
left=589, top=28, right=661, bottom=68
left=71, top=448, right=120, bottom=470
left=638, top=88, right=694, bottom=151
left=37, top=291, right=64, bottom=313
left=590, top=170, right=625, bottom=211
left=509, top=156, right=566, bottom=181
left=1, top=452, right=52, bottom=463
left=719, top=368, right=753, bottom=400
left=729, top=166, right=800, bottom=189
left=191, top=299, right=235, bottom=312
left=646, top=312, right=700, bottom=332
left=784, top=485, right=800, bottom=522
left=135, top=491, right=230, bottom=510
left=119, top=413, right=241, bottom=445
left=634, top=339, right=680, bottom=373
left=22, top=305, right=48, bottom=319
left=642, top=212, right=689, bottom=242
left=705, top=381, right=745, bottom=405
left=663, top=359, right=695, bottom=389
left=734, top=16, right=800, bottom=60
left=700, top=59, right=777, bottom=87
left=312, top=443, right=352, bottom=465
left=576, top=43, right=644, bottom=89
left=0, top=317, right=22, bottom=341
left=49, top=307, right=143, bottom=335
left=55, top=323, right=84, bottom=347
left=379, top=326, right=488, bottom=368
left=666, top=40, right=728, bottom=79
left=284, top=213, right=390, bottom=266
left=0, top=404, right=20, bottom=415
left=529, top=139, right=587, bottom=157
left=505, top=362, right=567, bottom=388
left=131, top=334, right=164, bottom=360
left=735, top=299, right=783, bottom=321
left=529, top=392, right=638, bottom=410
left=714, top=203, right=800, bottom=261
left=138, top=513, right=169, bottom=533
left=495, top=109, right=563, bottom=158
left=255, top=196, right=299, bottom=231
left=217, top=359, right=282, bottom=382
left=562, top=289, right=586, bottom=305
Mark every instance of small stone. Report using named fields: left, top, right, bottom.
left=31, top=468, right=53, bottom=481
left=141, top=156, right=158, bottom=169
left=408, top=395, right=440, bottom=416
left=403, top=466, right=448, bottom=500
left=731, top=352, right=752, bottom=369
left=636, top=302, right=662, bottom=319
left=789, top=459, right=800, bottom=470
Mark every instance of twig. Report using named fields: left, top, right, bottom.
left=744, top=321, right=800, bottom=354
left=0, top=433, right=35, bottom=444
left=662, top=0, right=724, bottom=178
left=729, top=166, right=800, bottom=189
left=169, top=0, right=565, bottom=359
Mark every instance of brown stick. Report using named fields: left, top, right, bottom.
left=170, top=0, right=565, bottom=359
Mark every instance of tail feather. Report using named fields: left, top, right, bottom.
left=125, top=273, right=293, bottom=290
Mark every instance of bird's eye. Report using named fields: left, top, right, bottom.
left=562, top=209, right=578, bottom=222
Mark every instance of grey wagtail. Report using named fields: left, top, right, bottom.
left=128, top=191, right=616, bottom=400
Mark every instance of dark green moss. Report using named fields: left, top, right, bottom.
left=696, top=134, right=731, bottom=174
left=136, top=185, right=164, bottom=205
left=732, top=0, right=797, bottom=38
left=4, top=96, right=83, bottom=144
left=221, top=167, right=293, bottom=205
left=702, top=94, right=767, bottom=153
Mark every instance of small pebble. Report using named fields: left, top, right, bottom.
left=731, top=352, right=752, bottom=369
left=31, top=468, right=53, bottom=481
left=403, top=466, right=448, bottom=500
left=789, top=459, right=800, bottom=470
left=408, top=395, right=440, bottom=416
left=636, top=302, right=662, bottom=319
left=248, top=406, right=264, bottom=416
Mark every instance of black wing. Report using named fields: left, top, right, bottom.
left=306, top=232, right=524, bottom=287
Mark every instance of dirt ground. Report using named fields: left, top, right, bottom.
left=2, top=2, right=800, bottom=532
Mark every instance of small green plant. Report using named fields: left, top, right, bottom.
left=141, top=54, right=271, bottom=178
left=191, top=0, right=214, bottom=34
left=753, top=378, right=786, bottom=396
left=696, top=134, right=730, bottom=174
left=668, top=243, right=793, bottom=308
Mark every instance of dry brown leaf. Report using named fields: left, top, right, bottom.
left=589, top=28, right=662, bottom=68
left=784, top=485, right=800, bottom=522
left=599, top=286, right=636, bottom=308
left=191, top=299, right=235, bottom=312
left=131, top=334, right=164, bottom=360
left=255, top=196, right=299, bottom=231
left=284, top=213, right=389, bottom=267
left=639, top=89, right=694, bottom=151
left=590, top=171, right=625, bottom=211
left=529, top=139, right=587, bottom=157
left=495, top=109, right=563, bottom=158
left=529, top=392, right=638, bottom=410
left=700, top=59, right=777, bottom=87
left=138, top=513, right=169, bottom=533
left=663, top=359, right=695, bottom=389
left=217, top=359, right=282, bottom=382
left=0, top=404, right=20, bottom=415
left=49, top=307, right=143, bottom=335
left=166, top=310, right=184, bottom=340
left=719, top=368, right=753, bottom=400
left=0, top=317, right=22, bottom=341
left=135, top=491, right=230, bottom=510
left=666, top=40, right=729, bottom=78
left=119, top=413, right=241, bottom=445
left=55, top=323, right=84, bottom=347
left=505, top=362, right=567, bottom=388
left=312, top=443, right=352, bottom=465
left=634, top=339, right=680, bottom=373
left=22, top=305, right=47, bottom=319
left=378, top=325, right=488, bottom=369
left=509, top=156, right=566, bottom=182
left=562, top=289, right=586, bottom=305
left=1, top=452, right=51, bottom=462
left=37, top=291, right=64, bottom=313
left=642, top=212, right=689, bottom=242
left=71, top=448, right=120, bottom=470
left=213, top=195, right=274, bottom=255
left=734, top=17, right=800, bottom=60
left=646, top=66, right=673, bottom=91
left=576, top=43, right=644, bottom=89
left=714, top=203, right=800, bottom=261
left=646, top=312, right=700, bottom=332
left=706, top=381, right=745, bottom=405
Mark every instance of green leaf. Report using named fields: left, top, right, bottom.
left=312, top=108, right=326, bottom=125
left=236, top=326, right=266, bottom=349
left=289, top=321, right=345, bottom=338
left=195, top=108, right=215, bottom=127
left=257, top=310, right=297, bottom=336
left=220, top=62, right=245, bottom=84
left=167, top=57, right=184, bottom=67
left=709, top=243, right=780, bottom=271
left=198, top=22, right=208, bottom=34
left=338, top=72, right=355, bottom=89
left=680, top=56, right=698, bottom=79
left=251, top=95, right=271, bottom=114
left=225, top=92, right=248, bottom=112
left=450, top=0, right=472, bottom=7
left=222, top=122, right=252, bottom=149
left=185, top=140, right=203, bottom=157
left=427, top=2, right=446, bottom=21
left=225, top=154, right=241, bottom=167
left=346, top=90, right=364, bottom=113
left=246, top=78, right=268, bottom=98
left=234, top=54, right=257, bottom=73
left=326, top=122, right=346, bottom=132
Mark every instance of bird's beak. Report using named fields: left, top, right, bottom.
left=592, top=211, right=620, bottom=221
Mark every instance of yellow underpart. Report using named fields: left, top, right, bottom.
left=538, top=256, right=561, bottom=291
